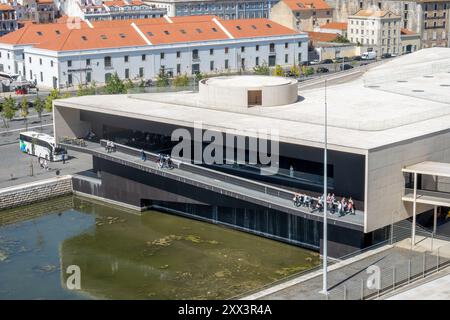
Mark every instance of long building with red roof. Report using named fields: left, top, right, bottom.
left=0, top=15, right=308, bottom=88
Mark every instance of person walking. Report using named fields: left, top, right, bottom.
left=141, top=149, right=146, bottom=161
left=62, top=153, right=66, bottom=164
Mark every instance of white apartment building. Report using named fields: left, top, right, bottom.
left=347, top=9, right=401, bottom=56
left=0, top=15, right=308, bottom=88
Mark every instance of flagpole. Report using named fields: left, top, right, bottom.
left=321, top=79, right=328, bottom=297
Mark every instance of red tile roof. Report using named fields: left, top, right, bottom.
left=320, top=22, right=348, bottom=30
left=401, top=28, right=417, bottom=35
left=307, top=31, right=338, bottom=42
left=0, top=4, right=14, bottom=10
left=0, top=16, right=301, bottom=51
left=283, top=0, right=331, bottom=11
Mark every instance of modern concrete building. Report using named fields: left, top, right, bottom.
left=53, top=47, right=450, bottom=257
left=270, top=0, right=334, bottom=32
left=0, top=15, right=308, bottom=88
left=64, top=0, right=166, bottom=21
left=347, top=9, right=401, bottom=56
left=143, top=0, right=279, bottom=19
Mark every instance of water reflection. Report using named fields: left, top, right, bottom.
left=0, top=196, right=320, bottom=299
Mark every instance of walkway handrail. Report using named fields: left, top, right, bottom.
left=98, top=139, right=299, bottom=201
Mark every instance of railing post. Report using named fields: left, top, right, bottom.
left=360, top=278, right=364, bottom=300
left=423, top=252, right=426, bottom=278
left=392, top=266, right=396, bottom=292
left=408, top=259, right=411, bottom=284
left=343, top=285, right=347, bottom=300
left=437, top=247, right=440, bottom=272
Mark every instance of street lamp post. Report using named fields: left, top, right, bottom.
left=321, top=79, right=328, bottom=297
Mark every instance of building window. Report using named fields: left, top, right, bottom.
left=210, top=61, right=214, bottom=71
left=160, top=52, right=165, bottom=59
left=39, top=58, right=42, bottom=65
left=29, top=70, right=32, bottom=80
left=51, top=60, right=54, bottom=67
left=285, top=54, right=288, bottom=63
left=225, top=59, right=229, bottom=69
left=269, top=43, right=275, bottom=52
left=124, top=56, right=129, bottom=62
left=142, top=54, right=146, bottom=61
left=177, top=63, right=181, bottom=74
left=298, top=41, right=302, bottom=47
left=104, top=56, right=111, bottom=67
left=125, top=68, right=129, bottom=79
left=105, top=73, right=111, bottom=82
left=29, top=57, right=31, bottom=63
left=241, top=46, right=245, bottom=52
left=256, top=57, right=259, bottom=66
left=67, top=60, right=71, bottom=67
left=86, top=72, right=91, bottom=83
left=40, top=72, right=43, bottom=82
left=192, top=49, right=199, bottom=59
left=86, top=59, right=90, bottom=66
left=139, top=67, right=144, bottom=77
left=176, top=51, right=181, bottom=58
left=68, top=74, right=72, bottom=85
left=256, top=45, right=259, bottom=51
left=298, top=53, right=302, bottom=62
left=241, top=58, right=245, bottom=69
left=210, top=48, right=214, bottom=55
left=285, top=42, right=288, bottom=49
left=224, top=47, right=229, bottom=54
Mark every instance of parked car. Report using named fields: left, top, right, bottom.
left=352, top=55, right=363, bottom=61
left=316, top=67, right=329, bottom=73
left=381, top=53, right=392, bottom=59
left=340, top=64, right=354, bottom=71
left=309, top=59, right=320, bottom=65
left=301, top=61, right=312, bottom=66
left=321, top=59, right=334, bottom=64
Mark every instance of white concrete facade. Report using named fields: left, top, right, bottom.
left=14, top=35, right=307, bottom=88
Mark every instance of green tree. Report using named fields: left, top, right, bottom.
left=273, top=65, right=284, bottom=77
left=156, top=69, right=170, bottom=87
left=20, top=96, right=29, bottom=131
left=124, top=79, right=135, bottom=92
left=45, top=89, right=60, bottom=113
left=105, top=73, right=126, bottom=94
left=253, top=62, right=270, bottom=75
left=331, top=35, right=350, bottom=43
left=173, top=73, right=189, bottom=88
left=1, top=96, right=17, bottom=130
left=304, top=66, right=315, bottom=76
left=33, top=95, right=44, bottom=131
left=290, top=64, right=300, bottom=77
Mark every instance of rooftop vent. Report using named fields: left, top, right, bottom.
left=196, top=28, right=202, bottom=33
left=147, top=31, right=153, bottom=36
left=164, top=30, right=170, bottom=35
left=36, top=31, right=43, bottom=36
left=236, top=25, right=241, bottom=30
left=81, top=35, right=88, bottom=41
left=251, top=25, right=257, bottom=29
left=100, top=34, right=107, bottom=40
left=119, top=33, right=126, bottom=38
left=266, top=23, right=272, bottom=28
left=212, top=27, right=217, bottom=32
left=180, top=29, right=186, bottom=34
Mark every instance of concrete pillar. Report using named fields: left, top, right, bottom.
left=433, top=205, right=437, bottom=235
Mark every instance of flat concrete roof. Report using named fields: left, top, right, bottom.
left=56, top=47, right=450, bottom=154
left=403, top=161, right=450, bottom=178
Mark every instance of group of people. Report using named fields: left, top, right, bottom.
left=105, top=141, right=116, bottom=153
left=292, top=192, right=356, bottom=216
left=156, top=153, right=174, bottom=169
left=38, top=156, right=50, bottom=171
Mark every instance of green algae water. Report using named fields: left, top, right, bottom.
left=0, top=196, right=320, bottom=299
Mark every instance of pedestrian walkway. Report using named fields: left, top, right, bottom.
left=60, top=140, right=365, bottom=229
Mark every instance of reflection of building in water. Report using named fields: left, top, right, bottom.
left=55, top=48, right=450, bottom=257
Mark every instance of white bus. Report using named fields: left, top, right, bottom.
left=19, top=131, right=67, bottom=161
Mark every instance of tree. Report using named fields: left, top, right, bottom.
left=1, top=96, right=17, bottom=130
left=290, top=64, right=300, bottom=78
left=273, top=65, right=284, bottom=77
left=332, top=35, right=350, bottom=43
left=105, top=73, right=126, bottom=94
left=20, top=96, right=29, bottom=131
left=156, top=69, right=170, bottom=87
left=34, top=95, right=44, bottom=131
left=173, top=73, right=189, bottom=88
left=304, top=66, right=314, bottom=76
left=124, top=79, right=135, bottom=91
left=253, top=62, right=270, bottom=75
left=45, top=89, right=60, bottom=113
